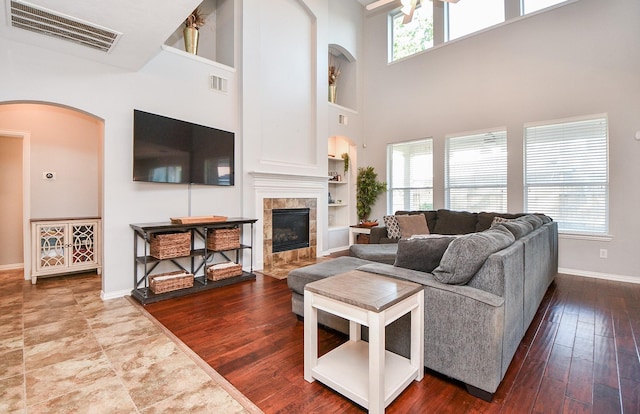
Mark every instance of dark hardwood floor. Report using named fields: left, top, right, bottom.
left=144, top=265, right=640, bottom=413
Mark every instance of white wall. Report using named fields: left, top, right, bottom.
left=362, top=0, right=640, bottom=281
left=0, top=37, right=240, bottom=297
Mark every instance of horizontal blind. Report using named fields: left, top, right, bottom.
left=387, top=139, right=433, bottom=213
left=445, top=131, right=507, bottom=212
left=524, top=116, right=608, bottom=234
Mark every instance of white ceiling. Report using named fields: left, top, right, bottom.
left=0, top=0, right=202, bottom=71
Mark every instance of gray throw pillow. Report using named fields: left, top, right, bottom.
left=499, top=219, right=533, bottom=239
left=433, top=226, right=515, bottom=285
left=517, top=214, right=543, bottom=229
left=394, top=236, right=456, bottom=273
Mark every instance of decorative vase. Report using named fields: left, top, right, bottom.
left=328, top=84, right=337, bottom=103
left=183, top=27, right=199, bottom=55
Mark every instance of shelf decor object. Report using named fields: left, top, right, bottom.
left=149, top=231, right=191, bottom=259
left=328, top=61, right=340, bottom=103
left=170, top=215, right=228, bottom=224
left=149, top=270, right=194, bottom=294
left=207, top=262, right=243, bottom=281
left=184, top=7, right=206, bottom=55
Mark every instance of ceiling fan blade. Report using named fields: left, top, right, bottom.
left=401, top=0, right=417, bottom=24
left=366, top=0, right=396, bottom=11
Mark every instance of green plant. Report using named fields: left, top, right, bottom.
left=356, top=166, right=387, bottom=221
left=341, top=152, right=350, bottom=173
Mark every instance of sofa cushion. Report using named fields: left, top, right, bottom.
left=287, top=256, right=371, bottom=294
left=349, top=243, right=398, bottom=265
left=396, top=214, right=430, bottom=238
left=396, top=210, right=438, bottom=233
left=383, top=215, right=402, bottom=239
left=517, top=214, right=544, bottom=229
left=394, top=235, right=456, bottom=273
left=476, top=212, right=522, bottom=232
left=433, top=226, right=515, bottom=285
left=498, top=220, right=534, bottom=239
left=433, top=209, right=478, bottom=235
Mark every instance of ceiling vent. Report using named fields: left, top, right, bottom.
left=9, top=0, right=121, bottom=53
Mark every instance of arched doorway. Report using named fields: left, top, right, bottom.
left=0, top=102, right=104, bottom=281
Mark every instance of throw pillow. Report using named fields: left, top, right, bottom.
left=433, top=209, right=478, bottom=235
left=383, top=215, right=401, bottom=239
left=394, top=236, right=456, bottom=273
left=396, top=214, right=430, bottom=239
left=499, top=219, right=534, bottom=239
left=517, top=214, right=544, bottom=229
left=432, top=227, right=515, bottom=285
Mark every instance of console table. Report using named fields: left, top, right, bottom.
left=304, top=270, right=424, bottom=413
left=130, top=217, right=257, bottom=304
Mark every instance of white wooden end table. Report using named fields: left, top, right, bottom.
left=304, top=270, right=424, bottom=413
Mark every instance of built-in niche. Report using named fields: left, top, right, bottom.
left=164, top=0, right=235, bottom=67
left=328, top=44, right=356, bottom=110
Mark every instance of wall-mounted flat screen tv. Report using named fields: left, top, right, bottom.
left=133, top=109, right=234, bottom=186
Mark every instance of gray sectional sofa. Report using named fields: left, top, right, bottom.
left=287, top=210, right=558, bottom=400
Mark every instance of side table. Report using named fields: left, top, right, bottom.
left=349, top=225, right=373, bottom=245
left=304, top=270, right=424, bottom=413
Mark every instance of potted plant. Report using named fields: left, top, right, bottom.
left=356, top=166, right=387, bottom=224
left=184, top=8, right=206, bottom=55
left=341, top=152, right=350, bottom=174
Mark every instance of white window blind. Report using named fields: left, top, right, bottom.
left=524, top=116, right=608, bottom=234
left=387, top=139, right=433, bottom=213
left=445, top=131, right=507, bottom=212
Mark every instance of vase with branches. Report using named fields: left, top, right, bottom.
left=184, top=8, right=206, bottom=55
left=328, top=57, right=340, bottom=103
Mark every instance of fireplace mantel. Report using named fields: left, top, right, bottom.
left=250, top=171, right=328, bottom=187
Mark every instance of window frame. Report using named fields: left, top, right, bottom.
left=523, top=114, right=609, bottom=236
left=386, top=138, right=434, bottom=214
left=444, top=128, right=508, bottom=213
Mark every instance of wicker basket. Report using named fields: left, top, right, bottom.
left=207, top=262, right=243, bottom=281
left=150, top=231, right=191, bottom=259
left=207, top=227, right=240, bottom=251
left=149, top=270, right=194, bottom=294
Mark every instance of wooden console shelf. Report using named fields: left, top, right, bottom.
left=130, top=217, right=258, bottom=304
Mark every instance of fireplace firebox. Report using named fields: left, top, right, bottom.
left=272, top=208, right=310, bottom=253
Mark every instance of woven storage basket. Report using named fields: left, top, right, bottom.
left=207, top=227, right=240, bottom=251
left=149, top=271, right=194, bottom=294
left=150, top=231, right=191, bottom=259
left=207, top=262, right=243, bottom=281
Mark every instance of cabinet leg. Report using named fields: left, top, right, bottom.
left=31, top=275, right=37, bottom=285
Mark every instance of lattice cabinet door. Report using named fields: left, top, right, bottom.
left=31, top=219, right=101, bottom=283
left=70, top=222, right=99, bottom=269
left=34, top=223, right=67, bottom=273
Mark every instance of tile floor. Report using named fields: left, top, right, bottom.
left=0, top=269, right=261, bottom=413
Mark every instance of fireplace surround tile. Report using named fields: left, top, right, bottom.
left=263, top=198, right=317, bottom=271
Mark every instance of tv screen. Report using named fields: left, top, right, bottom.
left=133, top=110, right=234, bottom=186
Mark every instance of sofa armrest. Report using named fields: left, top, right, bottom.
left=369, top=226, right=388, bottom=243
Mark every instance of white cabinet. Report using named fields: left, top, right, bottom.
left=31, top=218, right=101, bottom=284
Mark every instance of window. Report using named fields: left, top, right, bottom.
left=446, top=0, right=505, bottom=41
left=522, top=0, right=567, bottom=15
left=445, top=130, right=508, bottom=212
left=391, top=5, right=434, bottom=62
left=524, top=116, right=608, bottom=234
left=387, top=139, right=433, bottom=213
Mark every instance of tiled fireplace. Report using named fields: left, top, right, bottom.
left=250, top=171, right=327, bottom=271
left=263, top=198, right=317, bottom=269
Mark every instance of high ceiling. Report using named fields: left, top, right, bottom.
left=0, top=0, right=202, bottom=71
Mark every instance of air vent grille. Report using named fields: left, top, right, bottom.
left=9, top=0, right=121, bottom=52
left=210, top=75, right=228, bottom=93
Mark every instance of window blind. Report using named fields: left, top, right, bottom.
left=524, top=116, right=608, bottom=234
left=445, top=131, right=507, bottom=212
left=387, top=139, right=433, bottom=213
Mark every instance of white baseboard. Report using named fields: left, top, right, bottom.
left=101, top=289, right=131, bottom=301
left=558, top=267, right=640, bottom=285
left=0, top=263, right=23, bottom=271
